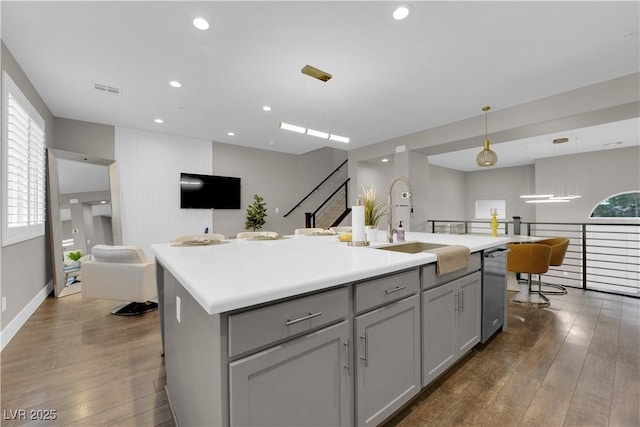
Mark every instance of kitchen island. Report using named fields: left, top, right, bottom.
left=152, top=232, right=510, bottom=427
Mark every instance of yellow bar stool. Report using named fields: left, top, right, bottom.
left=507, top=243, right=552, bottom=307
left=536, top=237, right=570, bottom=295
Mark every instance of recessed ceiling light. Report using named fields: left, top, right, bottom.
left=393, top=6, right=410, bottom=20
left=381, top=158, right=389, bottom=163
left=269, top=141, right=275, bottom=146
left=262, top=106, right=272, bottom=112
left=227, top=132, right=235, bottom=136
left=100, top=201, right=106, bottom=204
left=193, top=17, right=209, bottom=30
left=169, top=81, right=182, bottom=88
left=154, top=118, right=164, bottom=124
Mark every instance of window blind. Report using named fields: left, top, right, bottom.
left=2, top=71, right=46, bottom=246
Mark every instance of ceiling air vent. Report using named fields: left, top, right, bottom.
left=94, top=83, right=121, bottom=95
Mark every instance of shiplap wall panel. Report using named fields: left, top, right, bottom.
left=115, top=127, right=212, bottom=258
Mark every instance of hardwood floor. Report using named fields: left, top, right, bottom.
left=385, top=288, right=640, bottom=427
left=1, top=287, right=638, bottom=427
left=1, top=295, right=172, bottom=427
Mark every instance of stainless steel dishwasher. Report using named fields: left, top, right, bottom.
left=481, top=246, right=510, bottom=343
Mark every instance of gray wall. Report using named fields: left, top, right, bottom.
left=465, top=165, right=537, bottom=221
left=54, top=117, right=115, bottom=160
left=535, top=146, right=640, bottom=223
left=427, top=165, right=467, bottom=222
left=1, top=42, right=55, bottom=330
left=409, top=152, right=431, bottom=232
left=212, top=142, right=347, bottom=238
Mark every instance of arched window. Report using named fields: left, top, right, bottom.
left=590, top=192, right=640, bottom=218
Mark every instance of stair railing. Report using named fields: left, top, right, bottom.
left=284, top=159, right=348, bottom=218
left=305, top=178, right=350, bottom=228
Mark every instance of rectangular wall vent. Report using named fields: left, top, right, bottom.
left=94, top=83, right=121, bottom=95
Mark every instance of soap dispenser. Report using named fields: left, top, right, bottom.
left=397, top=221, right=405, bottom=242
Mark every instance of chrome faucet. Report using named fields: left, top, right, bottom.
left=387, top=176, right=414, bottom=243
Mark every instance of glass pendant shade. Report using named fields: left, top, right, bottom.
left=476, top=140, right=497, bottom=166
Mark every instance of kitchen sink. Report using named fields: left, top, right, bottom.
left=375, top=241, right=448, bottom=254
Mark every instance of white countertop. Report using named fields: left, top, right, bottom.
left=152, top=231, right=510, bottom=315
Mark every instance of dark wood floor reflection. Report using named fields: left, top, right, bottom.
left=2, top=288, right=638, bottom=426
left=385, top=288, right=640, bottom=427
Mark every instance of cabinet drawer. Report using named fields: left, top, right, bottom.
left=421, top=252, right=481, bottom=291
left=228, top=286, right=348, bottom=357
left=355, top=269, right=419, bottom=313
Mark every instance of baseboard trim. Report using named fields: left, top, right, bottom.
left=0, top=280, right=53, bottom=351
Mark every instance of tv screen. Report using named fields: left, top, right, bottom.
left=180, top=173, right=241, bottom=209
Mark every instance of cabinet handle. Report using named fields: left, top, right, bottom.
left=343, top=339, right=350, bottom=375
left=454, top=292, right=459, bottom=311
left=285, top=311, right=322, bottom=326
left=460, top=289, right=464, bottom=312
left=384, top=285, right=407, bottom=294
left=360, top=332, right=369, bottom=367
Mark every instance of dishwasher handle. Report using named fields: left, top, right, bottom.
left=484, top=248, right=510, bottom=259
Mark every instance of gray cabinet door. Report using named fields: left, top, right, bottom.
left=355, top=294, right=421, bottom=427
left=455, top=271, right=481, bottom=355
left=422, top=272, right=482, bottom=387
left=229, top=321, right=352, bottom=427
left=421, top=280, right=456, bottom=387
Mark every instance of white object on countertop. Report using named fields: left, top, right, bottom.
left=351, top=204, right=366, bottom=243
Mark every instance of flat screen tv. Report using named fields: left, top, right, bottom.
left=180, top=172, right=241, bottom=209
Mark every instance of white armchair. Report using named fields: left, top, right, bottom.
left=81, top=244, right=158, bottom=315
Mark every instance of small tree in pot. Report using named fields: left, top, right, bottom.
left=245, top=194, right=268, bottom=231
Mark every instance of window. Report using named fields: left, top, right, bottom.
left=590, top=192, right=640, bottom=218
left=2, top=71, right=46, bottom=246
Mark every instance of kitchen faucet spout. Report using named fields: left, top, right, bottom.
left=387, top=176, right=413, bottom=243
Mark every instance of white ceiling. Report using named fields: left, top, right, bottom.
left=2, top=1, right=639, bottom=156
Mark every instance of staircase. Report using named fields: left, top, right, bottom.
left=284, top=160, right=350, bottom=229
left=315, top=191, right=348, bottom=229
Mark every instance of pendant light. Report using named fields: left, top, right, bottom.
left=476, top=105, right=497, bottom=167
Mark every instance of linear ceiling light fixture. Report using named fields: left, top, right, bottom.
left=550, top=195, right=582, bottom=200
left=279, top=122, right=350, bottom=143
left=279, top=122, right=306, bottom=134
left=525, top=199, right=570, bottom=204
left=476, top=106, right=497, bottom=167
left=520, top=194, right=555, bottom=199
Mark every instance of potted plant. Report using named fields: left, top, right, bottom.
left=245, top=194, right=268, bottom=231
left=67, top=250, right=83, bottom=268
left=359, top=185, right=387, bottom=242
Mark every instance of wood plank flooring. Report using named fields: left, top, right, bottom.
left=1, top=287, right=638, bottom=426
left=385, top=289, right=640, bottom=427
